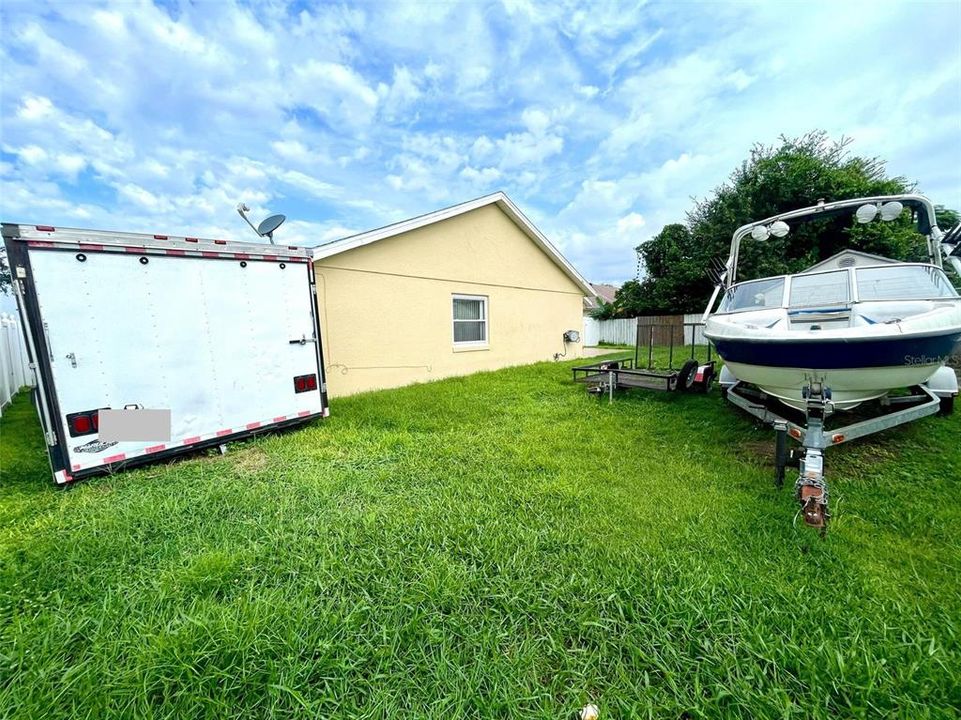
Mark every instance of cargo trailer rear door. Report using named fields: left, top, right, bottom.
left=7, top=227, right=327, bottom=483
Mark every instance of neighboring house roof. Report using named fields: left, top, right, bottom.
left=583, top=283, right=619, bottom=311
left=311, top=191, right=594, bottom=296
left=803, top=249, right=898, bottom=273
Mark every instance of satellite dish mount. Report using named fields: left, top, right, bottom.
left=236, top=204, right=286, bottom=244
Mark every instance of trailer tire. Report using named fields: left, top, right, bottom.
left=676, top=359, right=699, bottom=392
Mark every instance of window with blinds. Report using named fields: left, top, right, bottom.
left=452, top=295, right=488, bottom=345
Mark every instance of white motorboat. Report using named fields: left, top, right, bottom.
left=703, top=195, right=961, bottom=411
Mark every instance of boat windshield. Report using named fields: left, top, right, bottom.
left=719, top=277, right=785, bottom=312
left=789, top=270, right=850, bottom=308
left=856, top=265, right=959, bottom=301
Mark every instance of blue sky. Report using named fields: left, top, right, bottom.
left=1, top=0, right=959, bottom=289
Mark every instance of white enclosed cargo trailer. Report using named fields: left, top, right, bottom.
left=2, top=222, right=329, bottom=485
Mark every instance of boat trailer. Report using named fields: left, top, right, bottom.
left=724, top=379, right=947, bottom=535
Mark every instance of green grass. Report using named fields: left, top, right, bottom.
left=1, top=356, right=960, bottom=719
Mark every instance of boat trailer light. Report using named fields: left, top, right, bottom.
left=788, top=427, right=802, bottom=439
left=831, top=433, right=845, bottom=444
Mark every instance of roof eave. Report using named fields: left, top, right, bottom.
left=312, top=192, right=594, bottom=296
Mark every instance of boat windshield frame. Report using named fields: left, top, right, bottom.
left=714, top=263, right=959, bottom=315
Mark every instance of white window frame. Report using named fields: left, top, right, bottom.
left=451, top=294, right=489, bottom=349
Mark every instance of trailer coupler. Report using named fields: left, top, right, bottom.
left=795, top=449, right=829, bottom=534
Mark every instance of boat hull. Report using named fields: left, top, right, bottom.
left=709, top=329, right=961, bottom=410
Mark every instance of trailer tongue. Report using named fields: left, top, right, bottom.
left=3, top=223, right=329, bottom=484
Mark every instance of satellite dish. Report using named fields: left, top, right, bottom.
left=257, top=214, right=286, bottom=237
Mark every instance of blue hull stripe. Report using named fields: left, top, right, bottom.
left=712, top=332, right=961, bottom=369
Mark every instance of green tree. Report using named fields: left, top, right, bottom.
left=0, top=250, right=10, bottom=296
left=625, top=131, right=943, bottom=315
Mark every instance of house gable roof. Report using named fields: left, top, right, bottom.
left=311, top=192, right=594, bottom=296
left=803, top=249, right=898, bottom=273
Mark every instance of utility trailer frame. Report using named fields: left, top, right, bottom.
left=573, top=321, right=715, bottom=400
left=725, top=380, right=944, bottom=534
left=3, top=222, right=329, bottom=485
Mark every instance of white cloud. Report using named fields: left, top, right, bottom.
left=0, top=0, right=957, bottom=285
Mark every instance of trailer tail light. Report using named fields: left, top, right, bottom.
left=293, top=374, right=318, bottom=393
left=66, top=409, right=102, bottom=437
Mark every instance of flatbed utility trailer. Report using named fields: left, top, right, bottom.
left=3, top=222, right=329, bottom=485
left=572, top=357, right=716, bottom=400
left=573, top=320, right=715, bottom=400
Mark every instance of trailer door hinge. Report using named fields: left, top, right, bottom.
left=16, top=265, right=26, bottom=279
left=44, top=430, right=57, bottom=446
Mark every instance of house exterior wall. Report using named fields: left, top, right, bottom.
left=314, top=204, right=586, bottom=397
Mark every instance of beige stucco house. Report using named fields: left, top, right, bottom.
left=312, top=192, right=592, bottom=397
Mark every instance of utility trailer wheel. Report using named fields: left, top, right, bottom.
left=676, top=359, right=699, bottom=392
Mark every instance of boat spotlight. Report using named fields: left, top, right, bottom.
left=855, top=203, right=879, bottom=224
left=769, top=220, right=790, bottom=238
left=880, top=201, right=904, bottom=221
left=751, top=225, right=769, bottom=241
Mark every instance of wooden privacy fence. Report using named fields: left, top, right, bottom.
left=583, top=314, right=707, bottom=347
left=0, top=313, right=33, bottom=417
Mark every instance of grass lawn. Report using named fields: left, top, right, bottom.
left=2, top=355, right=960, bottom=719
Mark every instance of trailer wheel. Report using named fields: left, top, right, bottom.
left=676, top=359, right=699, bottom=392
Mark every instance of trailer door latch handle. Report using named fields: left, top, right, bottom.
left=289, top=334, right=316, bottom=346
left=66, top=352, right=77, bottom=368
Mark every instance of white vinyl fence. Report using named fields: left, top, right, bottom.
left=0, top=313, right=34, bottom=416
left=583, top=313, right=708, bottom=347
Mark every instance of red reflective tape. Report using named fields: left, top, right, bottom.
left=297, top=411, right=310, bottom=417
left=103, top=453, right=127, bottom=463
left=35, top=225, right=56, bottom=232
left=72, top=464, right=81, bottom=471
left=214, top=239, right=227, bottom=245
left=215, top=428, right=232, bottom=437
left=165, top=249, right=186, bottom=256
left=153, top=234, right=168, bottom=240
left=246, top=422, right=261, bottom=430
left=79, top=243, right=104, bottom=251
left=263, top=255, right=278, bottom=261
left=235, top=253, right=249, bottom=260
left=273, top=416, right=286, bottom=423
left=183, top=436, right=201, bottom=445
left=201, top=251, right=220, bottom=258
left=185, top=237, right=199, bottom=243
left=124, top=246, right=145, bottom=253
left=27, top=240, right=54, bottom=247
left=145, top=444, right=166, bottom=454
